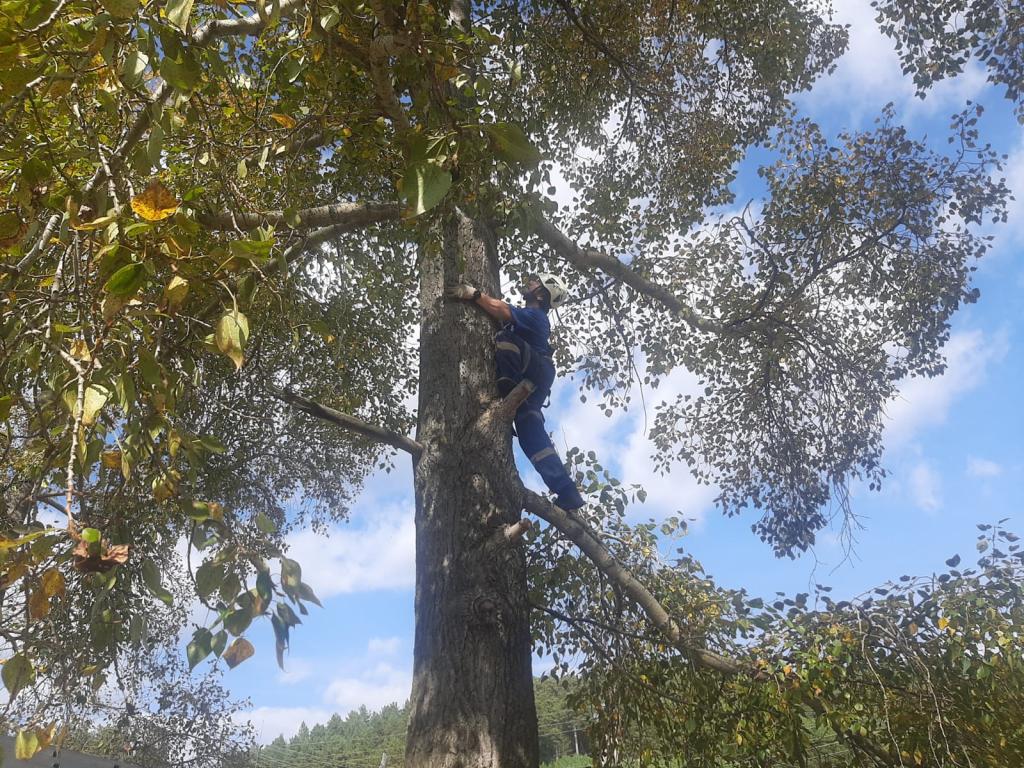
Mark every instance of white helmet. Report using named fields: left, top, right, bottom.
left=536, top=273, right=569, bottom=309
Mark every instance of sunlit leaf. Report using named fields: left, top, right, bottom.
left=131, top=180, right=179, bottom=221
left=270, top=112, right=297, bottom=129
left=481, top=123, right=541, bottom=167
left=403, top=161, right=451, bottom=216
left=165, top=0, right=196, bottom=31
left=103, top=262, right=146, bottom=295
left=215, top=310, right=249, bottom=370
left=15, top=728, right=40, bottom=760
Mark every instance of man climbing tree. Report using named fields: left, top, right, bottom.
left=445, top=274, right=585, bottom=510
left=1, top=0, right=1021, bottom=766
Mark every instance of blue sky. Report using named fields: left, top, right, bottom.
left=223, top=1, right=1024, bottom=742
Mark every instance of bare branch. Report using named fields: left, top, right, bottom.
left=269, top=386, right=422, bottom=458
left=521, top=488, right=742, bottom=675
left=198, top=201, right=401, bottom=232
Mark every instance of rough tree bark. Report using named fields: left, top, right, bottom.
left=405, top=208, right=540, bottom=768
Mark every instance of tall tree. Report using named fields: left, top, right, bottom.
left=0, top=0, right=1016, bottom=767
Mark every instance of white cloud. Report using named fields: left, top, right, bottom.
left=285, top=504, right=415, bottom=599
left=617, top=367, right=718, bottom=525
left=238, top=706, right=334, bottom=744
left=910, top=461, right=942, bottom=512
left=323, top=662, right=411, bottom=715
left=547, top=361, right=717, bottom=525
left=277, top=657, right=314, bottom=685
left=884, top=329, right=1009, bottom=448
left=967, top=457, right=1003, bottom=478
left=799, top=0, right=988, bottom=124
left=367, top=636, right=401, bottom=656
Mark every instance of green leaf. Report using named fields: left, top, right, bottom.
left=187, top=628, right=212, bottom=669
left=255, top=512, right=277, bottom=534
left=297, top=581, right=322, bottom=608
left=99, top=0, right=139, bottom=17
left=81, top=384, right=110, bottom=427
left=256, top=570, right=273, bottom=603
left=223, top=609, right=252, bottom=637
left=160, top=53, right=202, bottom=92
left=164, top=0, right=196, bottom=31
left=272, top=614, right=289, bottom=669
left=195, top=561, right=224, bottom=598
left=403, top=161, right=452, bottom=216
left=215, top=310, right=249, bottom=370
left=141, top=558, right=173, bottom=605
left=219, top=571, right=241, bottom=603
left=481, top=123, right=541, bottom=167
left=198, top=434, right=227, bottom=454
left=121, top=50, right=149, bottom=89
left=0, top=394, right=13, bottom=420
left=280, top=557, right=301, bottom=594
left=103, top=262, right=146, bottom=295
left=2, top=653, right=35, bottom=699
left=211, top=629, right=228, bottom=657
left=276, top=601, right=302, bottom=627
left=236, top=158, right=248, bottom=179
left=81, top=527, right=101, bottom=544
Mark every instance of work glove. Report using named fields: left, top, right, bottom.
left=444, top=284, right=480, bottom=301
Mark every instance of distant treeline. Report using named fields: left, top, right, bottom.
left=255, top=677, right=590, bottom=768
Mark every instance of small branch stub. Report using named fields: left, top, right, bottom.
left=504, top=518, right=532, bottom=544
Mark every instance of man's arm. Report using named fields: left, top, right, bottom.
left=445, top=284, right=512, bottom=323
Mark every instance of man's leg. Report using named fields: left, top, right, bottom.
left=514, top=399, right=586, bottom=510
left=494, top=328, right=529, bottom=397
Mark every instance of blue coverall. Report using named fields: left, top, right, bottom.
left=495, top=306, right=585, bottom=510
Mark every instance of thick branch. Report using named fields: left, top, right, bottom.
left=531, top=213, right=730, bottom=334
left=270, top=386, right=422, bottom=458
left=521, top=489, right=742, bottom=675
left=198, top=201, right=401, bottom=232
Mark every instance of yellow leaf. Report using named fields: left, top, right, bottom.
left=908, top=622, right=918, bottom=635
left=15, top=728, right=41, bottom=760
left=69, top=339, right=92, bottom=361
left=81, top=384, right=110, bottom=427
left=938, top=616, right=949, bottom=631
left=163, top=275, right=190, bottom=309
left=71, top=212, right=118, bottom=232
left=101, top=450, right=122, bottom=469
left=215, top=310, right=249, bottom=370
left=270, top=112, right=296, bottom=129
left=28, top=588, right=50, bottom=620
left=131, top=181, right=179, bottom=221
left=41, top=567, right=65, bottom=598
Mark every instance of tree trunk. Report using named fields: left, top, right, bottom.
left=405, top=208, right=539, bottom=768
